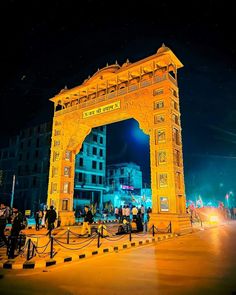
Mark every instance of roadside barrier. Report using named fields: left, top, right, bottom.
left=9, top=222, right=172, bottom=261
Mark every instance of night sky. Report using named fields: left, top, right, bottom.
left=0, top=0, right=236, bottom=204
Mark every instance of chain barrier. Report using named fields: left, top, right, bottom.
left=54, top=234, right=97, bottom=251
left=151, top=221, right=172, bottom=236
left=53, top=233, right=96, bottom=246
left=4, top=222, right=173, bottom=260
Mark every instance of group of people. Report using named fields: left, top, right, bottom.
left=0, top=203, right=58, bottom=259
left=78, top=204, right=151, bottom=237
left=35, top=206, right=58, bottom=236
left=114, top=204, right=151, bottom=223
left=0, top=203, right=26, bottom=258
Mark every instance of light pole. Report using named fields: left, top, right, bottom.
left=10, top=174, right=16, bottom=208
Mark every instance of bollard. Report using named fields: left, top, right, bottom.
left=32, top=244, right=35, bottom=258
left=67, top=229, right=70, bottom=244
left=200, top=219, right=203, bottom=228
left=18, top=234, right=22, bottom=252
left=97, top=232, right=101, bottom=248
left=169, top=221, right=172, bottom=233
left=101, top=225, right=104, bottom=238
left=152, top=224, right=155, bottom=237
left=129, top=229, right=132, bottom=242
left=27, top=239, right=31, bottom=261
left=50, top=237, right=54, bottom=259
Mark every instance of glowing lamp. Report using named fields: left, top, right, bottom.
left=209, top=215, right=219, bottom=223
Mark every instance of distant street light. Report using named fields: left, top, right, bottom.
left=10, top=174, right=16, bottom=208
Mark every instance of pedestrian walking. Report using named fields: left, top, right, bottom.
left=45, top=206, right=57, bottom=237
left=80, top=205, right=93, bottom=237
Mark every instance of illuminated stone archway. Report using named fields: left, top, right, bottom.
left=47, top=44, right=191, bottom=233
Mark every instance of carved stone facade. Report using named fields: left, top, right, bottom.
left=47, top=44, right=191, bottom=232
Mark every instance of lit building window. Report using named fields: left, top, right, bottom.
left=158, top=151, right=167, bottom=164
left=156, top=130, right=166, bottom=143
left=173, top=128, right=180, bottom=145
left=172, top=114, right=179, bottom=125
left=174, top=149, right=180, bottom=166
left=154, top=114, right=165, bottom=124
left=153, top=88, right=164, bottom=96
left=159, top=174, right=168, bottom=187
left=63, top=182, right=69, bottom=193
left=53, top=151, right=60, bottom=161
left=65, top=150, right=71, bottom=161
left=64, top=167, right=70, bottom=177
left=62, top=199, right=69, bottom=210
left=52, top=167, right=58, bottom=177
left=51, top=182, right=57, bottom=193
left=176, top=172, right=181, bottom=189
left=154, top=100, right=164, bottom=109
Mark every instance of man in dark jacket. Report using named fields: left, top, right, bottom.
left=8, top=208, right=23, bottom=259
left=45, top=206, right=57, bottom=237
left=80, top=205, right=93, bottom=237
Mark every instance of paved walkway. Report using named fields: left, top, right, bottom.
left=0, top=220, right=221, bottom=270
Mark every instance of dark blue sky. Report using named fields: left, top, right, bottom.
left=0, top=0, right=236, bottom=204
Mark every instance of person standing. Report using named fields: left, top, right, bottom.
left=41, top=210, right=46, bottom=228
left=140, top=204, right=145, bottom=221
left=34, top=210, right=40, bottom=231
left=131, top=205, right=138, bottom=221
left=45, top=206, right=57, bottom=237
left=0, top=203, right=9, bottom=247
left=8, top=208, right=23, bottom=259
left=114, top=207, right=119, bottom=220
left=80, top=205, right=93, bottom=237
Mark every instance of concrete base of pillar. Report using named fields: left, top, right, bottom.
left=59, top=211, right=75, bottom=226
left=148, top=213, right=192, bottom=235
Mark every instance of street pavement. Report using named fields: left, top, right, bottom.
left=0, top=221, right=235, bottom=294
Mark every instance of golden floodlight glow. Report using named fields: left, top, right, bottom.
left=47, top=44, right=191, bottom=233
left=209, top=215, right=219, bottom=223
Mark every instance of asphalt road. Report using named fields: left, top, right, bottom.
left=1, top=222, right=236, bottom=295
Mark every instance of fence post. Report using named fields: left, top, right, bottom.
left=67, top=228, right=70, bottom=244
left=18, top=234, right=22, bottom=252
left=27, top=239, right=31, bottom=261
left=97, top=232, right=101, bottom=248
left=169, top=221, right=172, bottom=233
left=152, top=224, right=155, bottom=237
left=101, top=225, right=104, bottom=238
left=32, top=244, right=35, bottom=258
left=50, top=237, right=54, bottom=259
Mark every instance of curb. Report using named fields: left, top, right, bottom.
left=1, top=233, right=174, bottom=270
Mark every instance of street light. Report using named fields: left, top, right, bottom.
left=10, top=174, right=16, bottom=208
left=225, top=191, right=233, bottom=208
